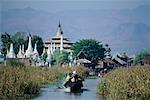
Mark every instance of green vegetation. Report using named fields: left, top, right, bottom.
left=0, top=63, right=89, bottom=99
left=1, top=32, right=12, bottom=55
left=1, top=32, right=44, bottom=55
left=133, top=51, right=150, bottom=65
left=97, top=65, right=150, bottom=100
left=71, top=39, right=106, bottom=67
left=51, top=50, right=69, bottom=66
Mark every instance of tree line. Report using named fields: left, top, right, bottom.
left=1, top=32, right=110, bottom=67
left=1, top=32, right=44, bottom=56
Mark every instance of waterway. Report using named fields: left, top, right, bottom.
left=35, top=77, right=106, bottom=100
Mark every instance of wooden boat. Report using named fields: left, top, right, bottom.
left=58, top=81, right=83, bottom=92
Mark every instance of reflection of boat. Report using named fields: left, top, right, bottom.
left=58, top=87, right=71, bottom=92
left=58, top=81, right=83, bottom=92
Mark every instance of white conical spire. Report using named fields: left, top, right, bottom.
left=9, top=43, right=14, bottom=53
left=17, top=45, right=24, bottom=58
left=50, top=42, right=53, bottom=55
left=53, top=43, right=56, bottom=52
left=32, top=42, right=39, bottom=60
left=33, top=42, right=39, bottom=55
left=56, top=21, right=63, bottom=36
left=47, top=45, right=51, bottom=56
left=25, top=35, right=33, bottom=58
left=60, top=34, right=63, bottom=51
left=7, top=43, right=16, bottom=58
left=22, top=44, right=25, bottom=54
left=46, top=45, right=51, bottom=67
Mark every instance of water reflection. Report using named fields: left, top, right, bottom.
left=64, top=88, right=89, bottom=96
left=35, top=78, right=106, bottom=100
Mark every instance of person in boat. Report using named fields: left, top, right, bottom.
left=64, top=72, right=72, bottom=88
left=71, top=71, right=84, bottom=87
left=64, top=71, right=84, bottom=88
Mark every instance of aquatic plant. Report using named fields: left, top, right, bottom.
left=0, top=64, right=89, bottom=99
left=97, top=65, right=150, bottom=100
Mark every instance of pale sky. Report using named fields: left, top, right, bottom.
left=1, top=0, right=150, bottom=13
left=1, top=0, right=150, bottom=54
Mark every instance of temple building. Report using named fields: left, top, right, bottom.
left=45, top=22, right=73, bottom=53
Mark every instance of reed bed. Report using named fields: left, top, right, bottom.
left=0, top=64, right=89, bottom=99
left=97, top=65, right=150, bottom=100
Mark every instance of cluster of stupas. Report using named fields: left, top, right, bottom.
left=5, top=22, right=73, bottom=67
left=5, top=34, right=52, bottom=66
left=6, top=35, right=40, bottom=60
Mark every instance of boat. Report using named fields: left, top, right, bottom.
left=58, top=81, right=83, bottom=92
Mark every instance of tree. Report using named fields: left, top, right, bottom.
left=11, top=32, right=27, bottom=54
left=133, top=51, right=150, bottom=65
left=59, top=51, right=69, bottom=64
left=71, top=39, right=105, bottom=66
left=41, top=52, right=47, bottom=63
left=1, top=32, right=12, bottom=55
left=51, top=50, right=69, bottom=66
left=1, top=32, right=44, bottom=56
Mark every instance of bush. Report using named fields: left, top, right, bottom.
left=97, top=65, right=150, bottom=100
left=97, top=80, right=108, bottom=96
left=0, top=64, right=89, bottom=99
left=7, top=60, right=25, bottom=67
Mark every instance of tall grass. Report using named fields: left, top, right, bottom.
left=0, top=63, right=89, bottom=99
left=97, top=65, right=150, bottom=100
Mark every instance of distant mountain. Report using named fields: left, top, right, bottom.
left=1, top=5, right=150, bottom=54
left=1, top=7, right=55, bottom=37
left=110, top=23, right=150, bottom=54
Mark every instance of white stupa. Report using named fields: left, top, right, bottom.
left=46, top=45, right=51, bottom=60
left=32, top=42, right=39, bottom=60
left=46, top=45, right=51, bottom=67
left=41, top=48, right=46, bottom=56
left=22, top=44, right=25, bottom=54
left=53, top=43, right=56, bottom=52
left=50, top=42, right=53, bottom=55
left=7, top=43, right=16, bottom=58
left=33, top=42, right=39, bottom=55
left=25, top=35, right=33, bottom=58
left=17, top=45, right=24, bottom=58
left=60, top=34, right=63, bottom=51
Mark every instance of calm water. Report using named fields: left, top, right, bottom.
left=35, top=78, right=106, bottom=100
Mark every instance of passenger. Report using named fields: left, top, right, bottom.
left=64, top=71, right=84, bottom=88
left=71, top=70, right=84, bottom=87
left=66, top=73, right=72, bottom=81
left=64, top=73, right=72, bottom=88
left=71, top=71, right=77, bottom=82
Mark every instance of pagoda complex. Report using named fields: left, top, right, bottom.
left=45, top=22, right=73, bottom=53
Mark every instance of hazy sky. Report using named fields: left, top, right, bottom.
left=1, top=0, right=150, bottom=13
left=1, top=0, right=150, bottom=54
